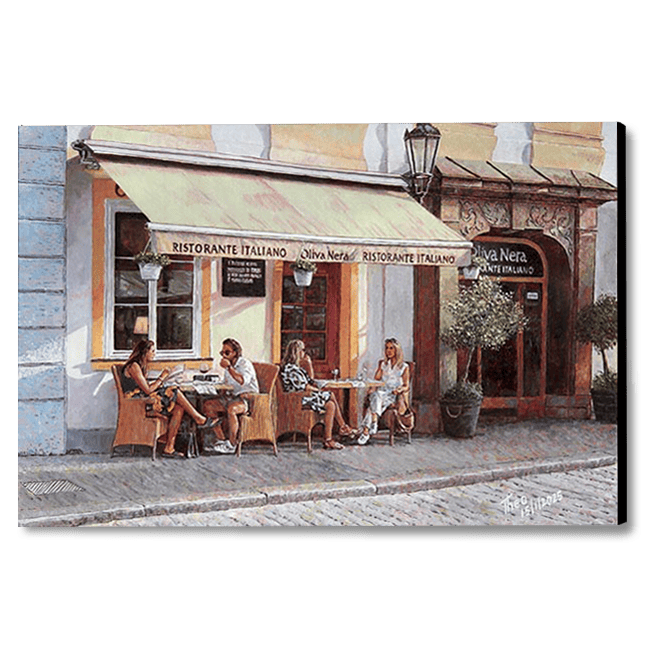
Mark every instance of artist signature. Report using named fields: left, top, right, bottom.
left=499, top=490, right=563, bottom=518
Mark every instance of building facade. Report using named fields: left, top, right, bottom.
left=17, top=123, right=619, bottom=455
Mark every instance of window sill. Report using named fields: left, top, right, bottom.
left=91, top=358, right=215, bottom=371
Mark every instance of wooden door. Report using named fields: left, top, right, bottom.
left=281, top=263, right=341, bottom=378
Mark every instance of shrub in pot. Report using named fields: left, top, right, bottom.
left=134, top=251, right=171, bottom=281
left=440, top=272, right=527, bottom=438
left=290, top=258, right=317, bottom=287
left=575, top=295, right=618, bottom=423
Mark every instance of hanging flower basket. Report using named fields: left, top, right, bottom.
left=462, top=266, right=480, bottom=280
left=134, top=252, right=170, bottom=281
left=291, top=259, right=317, bottom=287
left=461, top=254, right=488, bottom=280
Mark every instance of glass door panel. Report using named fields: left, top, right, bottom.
left=481, top=283, right=518, bottom=397
left=523, top=283, right=543, bottom=397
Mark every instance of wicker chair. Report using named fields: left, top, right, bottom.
left=276, top=387, right=323, bottom=453
left=236, top=362, right=279, bottom=457
left=110, top=365, right=168, bottom=461
left=376, top=361, right=415, bottom=446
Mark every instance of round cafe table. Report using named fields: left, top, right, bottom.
left=174, top=379, right=234, bottom=455
left=319, top=378, right=385, bottom=429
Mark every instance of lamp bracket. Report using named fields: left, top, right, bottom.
left=71, top=140, right=100, bottom=170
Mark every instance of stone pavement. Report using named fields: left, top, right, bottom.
left=17, top=419, right=620, bottom=527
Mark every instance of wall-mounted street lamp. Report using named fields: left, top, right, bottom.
left=402, top=123, right=442, bottom=203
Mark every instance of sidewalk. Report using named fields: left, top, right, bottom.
left=18, top=419, right=619, bottom=526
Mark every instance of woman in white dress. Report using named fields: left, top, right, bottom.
left=357, top=338, right=410, bottom=445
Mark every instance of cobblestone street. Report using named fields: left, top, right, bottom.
left=90, top=464, right=617, bottom=526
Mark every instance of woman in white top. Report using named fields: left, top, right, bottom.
left=357, top=338, right=410, bottom=445
left=204, top=338, right=259, bottom=454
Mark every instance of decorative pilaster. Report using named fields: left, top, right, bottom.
left=574, top=205, right=598, bottom=394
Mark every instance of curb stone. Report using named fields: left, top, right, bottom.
left=142, top=490, right=268, bottom=518
left=18, top=455, right=617, bottom=527
left=261, top=480, right=377, bottom=505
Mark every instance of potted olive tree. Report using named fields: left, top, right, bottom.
left=576, top=295, right=618, bottom=423
left=291, top=258, right=318, bottom=287
left=440, top=273, right=527, bottom=438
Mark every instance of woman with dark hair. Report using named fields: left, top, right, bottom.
left=280, top=339, right=355, bottom=450
left=121, top=339, right=217, bottom=458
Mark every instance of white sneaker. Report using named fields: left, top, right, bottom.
left=357, top=432, right=370, bottom=445
left=215, top=440, right=236, bottom=454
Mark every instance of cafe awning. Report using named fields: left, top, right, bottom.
left=87, top=141, right=472, bottom=267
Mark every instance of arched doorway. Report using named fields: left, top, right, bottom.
left=464, top=236, right=549, bottom=417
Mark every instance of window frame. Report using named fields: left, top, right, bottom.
left=104, top=199, right=203, bottom=360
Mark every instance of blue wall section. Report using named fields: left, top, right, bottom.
left=18, top=126, right=67, bottom=455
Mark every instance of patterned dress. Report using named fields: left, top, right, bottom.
left=121, top=365, right=179, bottom=417
left=280, top=363, right=332, bottom=413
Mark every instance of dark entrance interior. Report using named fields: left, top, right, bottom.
left=464, top=235, right=561, bottom=417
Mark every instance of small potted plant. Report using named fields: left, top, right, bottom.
left=290, top=258, right=318, bottom=287
left=462, top=253, right=489, bottom=280
left=440, top=272, right=527, bottom=437
left=134, top=251, right=171, bottom=281
left=575, top=295, right=618, bottom=423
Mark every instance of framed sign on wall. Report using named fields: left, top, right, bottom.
left=221, top=258, right=266, bottom=297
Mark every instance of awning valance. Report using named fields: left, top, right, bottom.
left=94, top=152, right=472, bottom=267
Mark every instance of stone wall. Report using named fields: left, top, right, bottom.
left=18, top=126, right=67, bottom=454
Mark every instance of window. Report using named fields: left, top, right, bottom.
left=106, top=202, right=201, bottom=358
left=281, top=275, right=328, bottom=360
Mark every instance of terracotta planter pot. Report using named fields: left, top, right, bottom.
left=440, top=397, right=483, bottom=438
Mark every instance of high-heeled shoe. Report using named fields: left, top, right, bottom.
left=198, top=416, right=221, bottom=429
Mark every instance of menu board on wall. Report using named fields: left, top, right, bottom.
left=221, top=258, right=266, bottom=297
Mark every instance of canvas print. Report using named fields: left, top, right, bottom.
left=17, top=123, right=623, bottom=526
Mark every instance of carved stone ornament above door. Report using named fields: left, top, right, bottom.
left=459, top=200, right=511, bottom=239
left=522, top=203, right=576, bottom=266
left=458, top=198, right=576, bottom=270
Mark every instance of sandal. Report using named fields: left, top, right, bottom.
left=339, top=425, right=357, bottom=437
left=323, top=439, right=344, bottom=450
left=161, top=450, right=185, bottom=459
